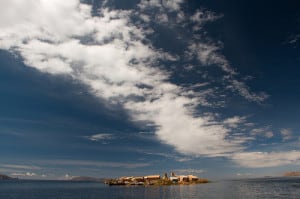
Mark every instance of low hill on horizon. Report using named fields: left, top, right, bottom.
left=283, top=172, right=300, bottom=177
left=0, top=174, right=17, bottom=180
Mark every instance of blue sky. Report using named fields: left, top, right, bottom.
left=0, top=0, right=300, bottom=180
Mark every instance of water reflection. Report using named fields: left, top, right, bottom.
left=0, top=178, right=299, bottom=199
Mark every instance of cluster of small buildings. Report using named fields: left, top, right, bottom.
left=117, top=175, right=161, bottom=185
left=106, top=172, right=200, bottom=185
left=168, top=172, right=199, bottom=183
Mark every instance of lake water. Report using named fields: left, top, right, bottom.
left=0, top=177, right=299, bottom=199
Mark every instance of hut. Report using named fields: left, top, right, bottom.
left=178, top=175, right=189, bottom=182
left=188, top=175, right=198, bottom=182
left=144, top=175, right=161, bottom=180
left=169, top=176, right=179, bottom=183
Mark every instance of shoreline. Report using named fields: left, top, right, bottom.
left=105, top=179, right=210, bottom=186
left=105, top=173, right=209, bottom=186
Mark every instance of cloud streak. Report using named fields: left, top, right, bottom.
left=250, top=126, right=274, bottom=138
left=0, top=164, right=40, bottom=170
left=280, top=128, right=293, bottom=141
left=85, top=133, right=114, bottom=141
left=39, top=159, right=150, bottom=169
left=11, top=172, right=36, bottom=177
left=231, top=151, right=300, bottom=168
left=173, top=169, right=206, bottom=175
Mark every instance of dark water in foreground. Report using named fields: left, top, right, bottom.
left=0, top=177, right=299, bottom=199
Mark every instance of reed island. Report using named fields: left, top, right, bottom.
left=105, top=172, right=209, bottom=186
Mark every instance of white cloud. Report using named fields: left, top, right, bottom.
left=155, top=13, right=169, bottom=23
left=236, top=172, right=253, bottom=177
left=143, top=151, right=193, bottom=162
left=11, top=172, right=36, bottom=177
left=280, top=128, right=293, bottom=141
left=223, top=116, right=246, bottom=128
left=10, top=173, right=25, bottom=176
left=184, top=9, right=269, bottom=103
left=0, top=0, right=94, bottom=49
left=187, top=42, right=269, bottom=103
left=190, top=10, right=221, bottom=23
left=190, top=10, right=221, bottom=31
left=288, top=34, right=300, bottom=44
left=250, top=126, right=274, bottom=138
left=64, top=174, right=73, bottom=180
left=138, top=0, right=184, bottom=11
left=126, top=93, right=248, bottom=157
left=161, top=0, right=184, bottom=10
left=173, top=169, right=205, bottom=175
left=139, top=14, right=151, bottom=22
left=85, top=133, right=113, bottom=141
left=229, top=80, right=269, bottom=103
left=231, top=151, right=300, bottom=168
left=26, top=172, right=36, bottom=177
left=265, top=131, right=274, bottom=138
left=0, top=164, right=40, bottom=170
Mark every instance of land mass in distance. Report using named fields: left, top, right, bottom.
left=105, top=172, right=209, bottom=186
left=283, top=171, right=300, bottom=177
left=0, top=174, right=18, bottom=180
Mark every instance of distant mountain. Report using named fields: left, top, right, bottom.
left=71, top=176, right=105, bottom=182
left=0, top=174, right=17, bottom=180
left=283, top=172, right=300, bottom=177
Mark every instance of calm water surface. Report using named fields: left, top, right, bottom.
left=0, top=177, right=299, bottom=199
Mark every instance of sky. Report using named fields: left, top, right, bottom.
left=0, top=0, right=300, bottom=180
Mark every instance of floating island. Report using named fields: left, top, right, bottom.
left=105, top=172, right=209, bottom=186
